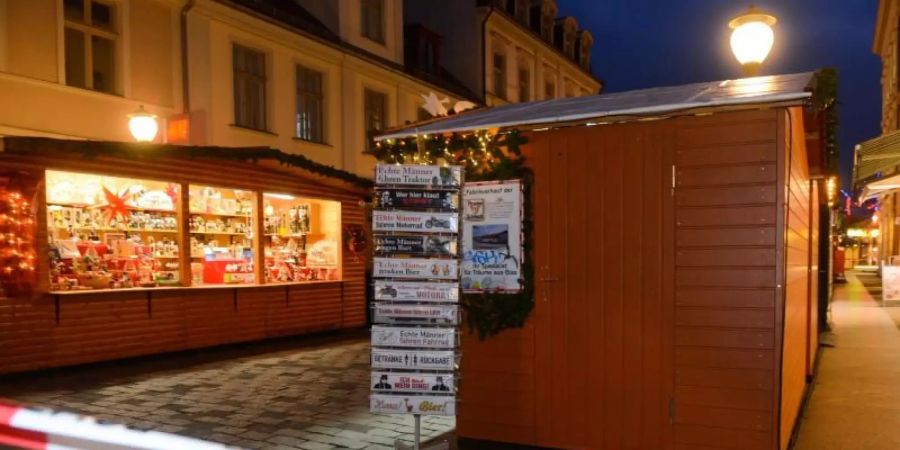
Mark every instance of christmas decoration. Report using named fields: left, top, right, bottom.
left=0, top=190, right=36, bottom=296
left=366, top=129, right=534, bottom=339
left=101, top=186, right=130, bottom=221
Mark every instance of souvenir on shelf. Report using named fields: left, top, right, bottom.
left=45, top=171, right=180, bottom=291
left=262, top=193, right=340, bottom=283
left=188, top=185, right=256, bottom=286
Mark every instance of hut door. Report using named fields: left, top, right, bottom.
left=530, top=124, right=676, bottom=449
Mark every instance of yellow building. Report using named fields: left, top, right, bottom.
left=405, top=0, right=602, bottom=106
left=0, top=0, right=476, bottom=176
left=856, top=0, right=900, bottom=263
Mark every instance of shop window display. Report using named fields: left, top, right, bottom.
left=46, top=170, right=181, bottom=291
left=263, top=193, right=340, bottom=282
left=189, top=185, right=256, bottom=285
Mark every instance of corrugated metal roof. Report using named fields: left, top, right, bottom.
left=855, top=128, right=900, bottom=182
left=376, top=72, right=816, bottom=140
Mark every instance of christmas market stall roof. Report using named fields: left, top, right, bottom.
left=375, top=72, right=816, bottom=141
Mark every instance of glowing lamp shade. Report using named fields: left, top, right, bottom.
left=128, top=106, right=159, bottom=142
left=728, top=7, right=777, bottom=76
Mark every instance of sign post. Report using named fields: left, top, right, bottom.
left=371, top=164, right=462, bottom=450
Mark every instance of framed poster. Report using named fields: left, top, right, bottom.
left=373, top=304, right=460, bottom=325
left=374, top=235, right=457, bottom=257
left=375, top=189, right=459, bottom=211
left=883, top=265, right=900, bottom=302
left=461, top=180, right=523, bottom=293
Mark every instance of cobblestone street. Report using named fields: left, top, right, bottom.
left=0, top=331, right=454, bottom=450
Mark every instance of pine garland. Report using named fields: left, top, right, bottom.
left=366, top=130, right=534, bottom=339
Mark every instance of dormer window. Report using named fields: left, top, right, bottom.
left=554, top=17, right=578, bottom=60
left=575, top=30, right=593, bottom=69
left=361, top=0, right=385, bottom=44
left=404, top=24, right=442, bottom=75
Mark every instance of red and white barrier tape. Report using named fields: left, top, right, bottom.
left=0, top=401, right=233, bottom=450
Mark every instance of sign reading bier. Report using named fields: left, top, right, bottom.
left=374, top=280, right=459, bottom=302
left=373, top=211, right=459, bottom=234
left=376, top=164, right=462, bottom=188
left=372, top=325, right=456, bottom=348
left=371, top=372, right=455, bottom=393
left=370, top=395, right=456, bottom=416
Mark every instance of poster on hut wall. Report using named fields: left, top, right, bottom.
left=374, top=235, right=458, bottom=257
left=375, top=164, right=463, bottom=188
left=373, top=304, right=460, bottom=325
left=461, top=180, right=523, bottom=293
left=371, top=349, right=457, bottom=370
left=374, top=189, right=460, bottom=211
left=884, top=265, right=900, bottom=302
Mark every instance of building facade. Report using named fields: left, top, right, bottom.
left=404, top=0, right=602, bottom=107
left=0, top=0, right=477, bottom=177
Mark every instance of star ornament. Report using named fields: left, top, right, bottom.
left=102, top=187, right=131, bottom=221
left=420, top=92, right=450, bottom=117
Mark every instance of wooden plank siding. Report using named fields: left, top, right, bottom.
left=0, top=147, right=368, bottom=375
left=672, top=109, right=780, bottom=450
left=779, top=107, right=814, bottom=450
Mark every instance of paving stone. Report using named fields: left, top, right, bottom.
left=298, top=442, right=336, bottom=450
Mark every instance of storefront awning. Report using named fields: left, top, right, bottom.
left=376, top=72, right=815, bottom=141
left=860, top=172, right=900, bottom=201
left=855, top=129, right=900, bottom=182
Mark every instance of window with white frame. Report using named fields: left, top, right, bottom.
left=63, top=0, right=118, bottom=94
left=233, top=43, right=267, bottom=131
left=361, top=0, right=385, bottom=44
left=295, top=64, right=324, bottom=143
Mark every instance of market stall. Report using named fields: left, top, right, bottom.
left=374, top=72, right=833, bottom=450
left=0, top=137, right=369, bottom=375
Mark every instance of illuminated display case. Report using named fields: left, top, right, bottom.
left=188, top=185, right=256, bottom=285
left=263, top=193, right=341, bottom=282
left=46, top=170, right=182, bottom=290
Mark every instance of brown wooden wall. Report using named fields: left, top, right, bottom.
left=808, top=182, right=820, bottom=377
left=0, top=146, right=368, bottom=375
left=779, top=107, right=814, bottom=450
left=673, top=109, right=781, bottom=450
left=459, top=107, right=819, bottom=450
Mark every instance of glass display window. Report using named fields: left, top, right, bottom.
left=263, top=193, right=341, bottom=283
left=46, top=170, right=182, bottom=291
left=189, top=185, right=257, bottom=285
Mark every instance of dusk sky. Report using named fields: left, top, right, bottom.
left=557, top=0, right=882, bottom=191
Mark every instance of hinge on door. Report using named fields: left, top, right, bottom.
left=668, top=396, right=675, bottom=424
left=671, top=165, right=676, bottom=196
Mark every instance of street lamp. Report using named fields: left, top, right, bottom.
left=128, top=105, right=159, bottom=142
left=728, top=5, right=777, bottom=76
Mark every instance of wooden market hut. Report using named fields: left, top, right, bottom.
left=377, top=72, right=831, bottom=450
left=0, top=137, right=369, bottom=375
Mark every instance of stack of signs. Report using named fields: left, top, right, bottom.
left=370, top=164, right=462, bottom=417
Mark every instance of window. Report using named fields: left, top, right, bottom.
left=189, top=185, right=257, bottom=286
left=233, top=44, right=267, bottom=131
left=493, top=52, right=507, bottom=99
left=295, top=65, right=324, bottom=143
left=263, top=193, right=341, bottom=282
left=364, top=88, right=387, bottom=146
left=46, top=170, right=182, bottom=291
left=63, top=0, right=118, bottom=94
left=361, top=0, right=385, bottom=43
left=544, top=80, right=555, bottom=99
left=518, top=67, right=530, bottom=102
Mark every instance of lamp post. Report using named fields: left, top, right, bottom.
left=728, top=5, right=777, bottom=76
left=128, top=105, right=159, bottom=142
